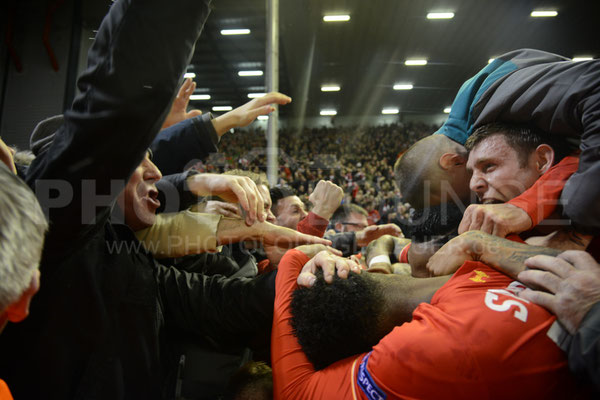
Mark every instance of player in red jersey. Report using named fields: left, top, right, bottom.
left=272, top=247, right=588, bottom=399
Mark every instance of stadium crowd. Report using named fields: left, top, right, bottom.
left=0, top=1, right=599, bottom=399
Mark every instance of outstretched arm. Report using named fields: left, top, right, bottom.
left=427, top=230, right=561, bottom=278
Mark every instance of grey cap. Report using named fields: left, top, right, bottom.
left=30, top=114, right=64, bottom=156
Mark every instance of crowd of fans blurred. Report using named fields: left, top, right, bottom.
left=192, top=121, right=433, bottom=225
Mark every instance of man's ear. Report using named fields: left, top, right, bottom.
left=5, top=270, right=40, bottom=323
left=335, top=222, right=343, bottom=232
left=534, top=144, right=555, bottom=175
left=439, top=152, right=467, bottom=171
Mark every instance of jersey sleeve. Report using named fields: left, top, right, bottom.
left=507, top=156, right=579, bottom=226
left=297, top=212, right=329, bottom=238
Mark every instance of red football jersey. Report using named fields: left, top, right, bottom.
left=272, top=250, right=584, bottom=399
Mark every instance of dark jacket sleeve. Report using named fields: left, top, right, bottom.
left=150, top=113, right=219, bottom=175
left=156, top=266, right=276, bottom=347
left=472, top=58, right=600, bottom=233
left=566, top=301, right=600, bottom=391
left=25, top=0, right=213, bottom=255
left=156, top=170, right=201, bottom=214
left=325, top=231, right=358, bottom=257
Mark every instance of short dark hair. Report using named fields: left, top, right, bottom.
left=269, top=185, right=295, bottom=208
left=290, top=271, right=384, bottom=370
left=331, top=203, right=368, bottom=224
left=466, top=122, right=569, bottom=166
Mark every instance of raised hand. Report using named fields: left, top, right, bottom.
left=161, top=78, right=203, bottom=129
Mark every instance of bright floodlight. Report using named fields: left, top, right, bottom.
left=443, top=107, right=451, bottom=114
left=320, top=110, right=337, bottom=116
left=238, top=70, right=263, bottom=77
left=257, top=115, right=269, bottom=121
left=323, top=15, right=350, bottom=22
left=572, top=57, right=593, bottom=62
left=220, top=29, right=251, bottom=35
left=530, top=10, right=558, bottom=17
left=488, top=58, right=496, bottom=64
left=382, top=108, right=399, bottom=115
left=393, top=84, right=413, bottom=90
left=184, top=72, right=196, bottom=79
left=190, top=94, right=210, bottom=100
left=427, top=12, right=454, bottom=19
left=248, top=93, right=266, bottom=98
left=405, top=59, right=428, bottom=66
left=321, top=85, right=341, bottom=92
left=212, top=106, right=233, bottom=112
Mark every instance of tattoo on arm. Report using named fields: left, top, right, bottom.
left=466, top=231, right=561, bottom=279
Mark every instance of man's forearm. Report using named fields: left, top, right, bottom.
left=216, top=217, right=265, bottom=245
left=467, top=231, right=561, bottom=279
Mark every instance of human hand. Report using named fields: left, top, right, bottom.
left=204, top=200, right=241, bottom=218
left=161, top=78, right=203, bottom=129
left=426, top=231, right=480, bottom=276
left=297, top=251, right=361, bottom=287
left=518, top=251, right=600, bottom=334
left=187, top=173, right=265, bottom=225
left=308, top=180, right=344, bottom=220
left=356, top=223, right=403, bottom=247
left=458, top=203, right=532, bottom=237
left=211, top=92, right=292, bottom=136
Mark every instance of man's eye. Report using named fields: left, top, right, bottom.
left=483, top=164, right=495, bottom=173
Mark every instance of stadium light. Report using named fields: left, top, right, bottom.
left=427, top=12, right=454, bottom=19
left=238, top=70, right=263, bottom=77
left=320, top=110, right=337, bottom=116
left=530, top=10, right=558, bottom=17
left=323, top=15, right=350, bottom=22
left=405, top=59, right=428, bottom=66
left=190, top=94, right=210, bottom=100
left=212, top=106, right=233, bottom=112
left=220, top=29, right=251, bottom=35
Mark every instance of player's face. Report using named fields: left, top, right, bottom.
left=467, top=135, right=539, bottom=204
left=258, top=184, right=277, bottom=223
left=274, top=196, right=308, bottom=230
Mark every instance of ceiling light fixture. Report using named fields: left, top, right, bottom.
left=443, top=107, right=451, bottom=114
left=257, top=115, right=269, bottom=121
left=427, top=12, right=454, bottom=19
left=220, top=29, right=251, bottom=35
left=184, top=72, right=196, bottom=79
left=323, top=15, right=351, bottom=22
left=393, top=84, right=413, bottom=90
left=321, top=85, right=341, bottom=92
left=212, top=106, right=233, bottom=112
left=320, top=110, right=337, bottom=116
left=405, top=59, right=428, bottom=66
left=248, top=93, right=266, bottom=98
left=530, top=10, right=558, bottom=17
left=488, top=58, right=496, bottom=64
left=238, top=70, right=263, bottom=77
left=382, top=108, right=399, bottom=115
left=572, top=56, right=593, bottom=62
left=190, top=94, right=210, bottom=100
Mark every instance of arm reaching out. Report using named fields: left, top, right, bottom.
left=427, top=230, right=561, bottom=278
left=187, top=173, right=265, bottom=225
left=211, top=92, right=292, bottom=137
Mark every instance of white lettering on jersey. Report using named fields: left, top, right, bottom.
left=484, top=289, right=529, bottom=322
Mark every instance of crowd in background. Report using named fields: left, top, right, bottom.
left=192, top=121, right=433, bottom=224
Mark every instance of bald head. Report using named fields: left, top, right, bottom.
left=394, top=134, right=470, bottom=209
